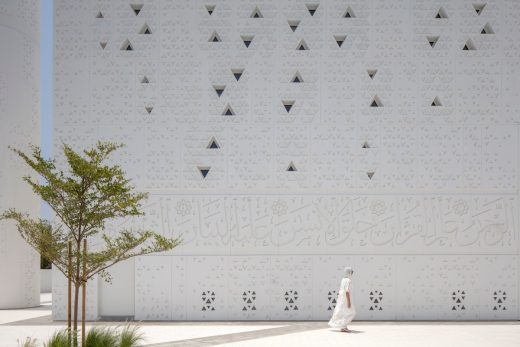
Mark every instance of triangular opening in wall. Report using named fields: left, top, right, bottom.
left=282, top=100, right=295, bottom=113
left=288, top=20, right=301, bottom=32
left=206, top=5, right=216, bottom=15
left=481, top=22, right=494, bottom=34
left=231, top=68, right=244, bottom=81
left=198, top=166, right=211, bottom=179
left=287, top=161, right=297, bottom=172
left=362, top=141, right=370, bottom=149
left=431, top=96, right=442, bottom=106
left=435, top=7, right=448, bottom=18
left=291, top=71, right=304, bottom=83
left=121, top=39, right=133, bottom=51
left=222, top=104, right=235, bottom=116
left=427, top=36, right=439, bottom=48
left=334, top=35, right=347, bottom=47
left=367, top=171, right=375, bottom=179
left=241, top=35, right=254, bottom=48
left=139, top=23, right=152, bottom=34
left=141, top=76, right=150, bottom=84
left=370, top=95, right=383, bottom=107
left=130, top=3, right=143, bottom=16
left=296, top=39, right=309, bottom=51
left=207, top=136, right=220, bottom=149
left=96, top=11, right=104, bottom=19
left=209, top=31, right=222, bottom=42
left=306, top=3, right=319, bottom=16
left=462, top=39, right=476, bottom=50
left=250, top=6, right=263, bottom=18
left=473, top=3, right=486, bottom=15
left=213, top=85, right=225, bottom=97
left=367, top=69, right=377, bottom=79
left=145, top=106, right=153, bottom=114
left=100, top=41, right=107, bottom=49
left=343, top=6, right=355, bottom=18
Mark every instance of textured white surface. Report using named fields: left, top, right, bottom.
left=0, top=0, right=40, bottom=309
left=53, top=0, right=520, bottom=320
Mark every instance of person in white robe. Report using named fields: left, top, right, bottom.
left=328, top=267, right=355, bottom=332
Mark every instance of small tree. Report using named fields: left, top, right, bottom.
left=1, top=142, right=181, bottom=346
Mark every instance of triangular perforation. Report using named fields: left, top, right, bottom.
left=296, top=39, right=309, bottom=51
left=206, top=5, right=216, bottom=15
left=431, top=96, right=442, bottom=106
left=427, top=36, right=439, bottom=48
left=367, top=171, right=375, bottom=179
left=99, top=41, right=107, bottom=49
left=481, top=22, right=494, bottom=34
left=222, top=104, right=235, bottom=116
left=209, top=31, right=221, bottom=42
left=288, top=20, right=300, bottom=32
left=282, top=100, right=295, bottom=113
left=141, top=76, right=150, bottom=84
left=198, top=166, right=211, bottom=179
left=306, top=3, right=319, bottom=16
left=370, top=95, right=383, bottom=107
left=291, top=71, right=304, bottom=83
left=462, top=39, right=476, bottom=50
left=139, top=23, right=152, bottom=35
left=241, top=35, right=254, bottom=48
left=334, top=35, right=347, bottom=47
left=207, top=136, right=220, bottom=149
left=362, top=141, right=370, bottom=149
left=435, top=7, right=448, bottom=18
left=231, top=68, right=244, bottom=81
left=96, top=11, right=104, bottom=19
left=473, top=3, right=486, bottom=15
left=213, top=85, right=225, bottom=97
left=367, top=69, right=377, bottom=79
left=250, top=6, right=263, bottom=18
left=145, top=106, right=153, bottom=114
left=130, top=4, right=143, bottom=16
left=287, top=161, right=297, bottom=172
left=121, top=39, right=133, bottom=51
left=343, top=6, right=355, bottom=18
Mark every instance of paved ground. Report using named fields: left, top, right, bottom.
left=0, top=294, right=519, bottom=347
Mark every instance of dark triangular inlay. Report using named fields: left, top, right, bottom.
left=130, top=4, right=143, bottom=16
left=198, top=166, right=211, bottom=178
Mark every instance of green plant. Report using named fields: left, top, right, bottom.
left=17, top=337, right=38, bottom=347
left=44, top=329, right=69, bottom=347
left=85, top=327, right=118, bottom=347
left=119, top=325, right=144, bottom=347
left=1, top=142, right=181, bottom=346
left=41, top=253, right=52, bottom=269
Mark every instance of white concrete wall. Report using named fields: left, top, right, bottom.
left=0, top=0, right=40, bottom=309
left=53, top=0, right=520, bottom=320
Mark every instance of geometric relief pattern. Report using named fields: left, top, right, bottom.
left=451, top=290, right=466, bottom=311
left=492, top=290, right=506, bottom=311
left=242, top=290, right=257, bottom=311
left=284, top=290, right=299, bottom=311
left=202, top=291, right=216, bottom=311
left=369, top=290, right=383, bottom=311
left=327, top=290, right=337, bottom=311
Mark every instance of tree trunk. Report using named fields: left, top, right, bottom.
left=73, top=281, right=80, bottom=347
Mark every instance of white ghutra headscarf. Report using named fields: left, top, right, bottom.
left=343, top=267, right=354, bottom=279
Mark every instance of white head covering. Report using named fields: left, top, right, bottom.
left=343, top=267, right=354, bottom=279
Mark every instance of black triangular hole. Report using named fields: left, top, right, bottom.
left=250, top=6, right=263, bottom=18
left=198, top=166, right=211, bottom=178
left=232, top=69, right=244, bottom=81
left=370, top=307, right=374, bottom=311
left=343, top=7, right=355, bottom=18
left=463, top=39, right=476, bottom=50
left=362, top=141, right=370, bottom=149
left=139, top=23, right=152, bottom=35
left=100, top=42, right=107, bottom=49
left=283, top=100, right=295, bottom=113
left=473, top=3, right=486, bottom=15
left=481, top=22, right=494, bottom=34
left=141, top=76, right=149, bottom=84
left=222, top=104, right=235, bottom=116
left=306, top=3, right=319, bottom=16
left=209, top=31, right=221, bottom=42
left=241, top=35, right=254, bottom=47
left=436, top=7, right=448, bottom=19
left=291, top=71, right=304, bottom=83
left=145, top=106, right=153, bottom=114
left=213, top=85, right=225, bottom=97
left=367, top=69, right=377, bottom=79
left=96, top=11, right=104, bottom=19
left=370, top=95, right=382, bottom=107
left=207, top=137, right=220, bottom=149
left=287, top=161, right=297, bottom=172
left=367, top=171, right=375, bottom=179
left=288, top=20, right=300, bottom=32
left=130, top=4, right=143, bottom=16
left=427, top=36, right=439, bottom=48
left=334, top=35, right=346, bottom=47
left=206, top=5, right=216, bottom=15
left=121, top=39, right=133, bottom=51
left=296, top=40, right=309, bottom=51
left=431, top=96, right=442, bottom=106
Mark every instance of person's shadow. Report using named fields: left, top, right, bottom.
left=331, top=329, right=364, bottom=334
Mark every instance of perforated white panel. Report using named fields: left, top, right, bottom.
left=53, top=0, right=520, bottom=320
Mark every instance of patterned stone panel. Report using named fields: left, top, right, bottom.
left=52, top=268, right=98, bottom=321
left=134, top=256, right=172, bottom=320
left=269, top=256, right=313, bottom=319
